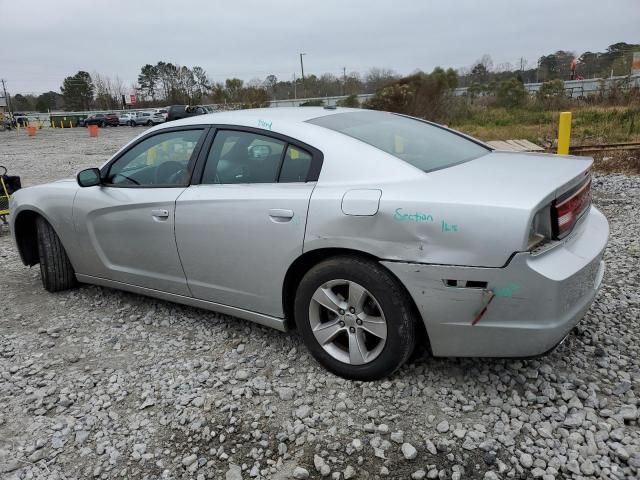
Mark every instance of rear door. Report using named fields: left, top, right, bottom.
left=175, top=127, right=323, bottom=317
left=73, top=127, right=207, bottom=294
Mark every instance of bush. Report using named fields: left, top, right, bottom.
left=496, top=78, right=527, bottom=108
left=536, top=80, right=566, bottom=108
left=300, top=99, right=324, bottom=107
left=364, top=67, right=458, bottom=122
left=336, top=95, right=360, bottom=108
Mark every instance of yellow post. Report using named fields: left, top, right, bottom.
left=557, top=111, right=572, bottom=155
left=59, top=120, right=63, bottom=129
left=68, top=120, right=72, bottom=128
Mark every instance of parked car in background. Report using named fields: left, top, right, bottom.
left=131, top=111, right=165, bottom=126
left=154, top=108, right=169, bottom=121
left=9, top=107, right=608, bottom=380
left=166, top=105, right=207, bottom=122
left=13, top=113, right=30, bottom=127
left=1, top=113, right=17, bottom=130
left=119, top=113, right=137, bottom=126
left=80, top=113, right=119, bottom=127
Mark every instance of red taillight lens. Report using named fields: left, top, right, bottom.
left=553, top=178, right=592, bottom=237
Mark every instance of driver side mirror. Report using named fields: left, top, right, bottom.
left=77, top=168, right=102, bottom=187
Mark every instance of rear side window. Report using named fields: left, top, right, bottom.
left=279, top=146, right=312, bottom=182
left=307, top=110, right=489, bottom=172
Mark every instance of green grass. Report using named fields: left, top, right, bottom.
left=450, top=106, right=640, bottom=146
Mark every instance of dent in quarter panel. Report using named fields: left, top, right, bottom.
left=305, top=181, right=526, bottom=267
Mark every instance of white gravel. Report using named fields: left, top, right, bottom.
left=0, top=127, right=639, bottom=479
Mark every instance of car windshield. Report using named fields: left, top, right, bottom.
left=307, top=110, right=490, bottom=172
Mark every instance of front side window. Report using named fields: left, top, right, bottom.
left=307, top=110, right=489, bottom=172
left=202, top=130, right=286, bottom=184
left=106, top=129, right=203, bottom=187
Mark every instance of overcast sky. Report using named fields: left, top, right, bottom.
left=1, top=0, right=638, bottom=95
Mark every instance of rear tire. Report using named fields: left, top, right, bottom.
left=35, top=217, right=77, bottom=292
left=146, top=120, right=153, bottom=126
left=294, top=256, right=417, bottom=380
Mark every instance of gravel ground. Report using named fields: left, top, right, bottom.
left=0, top=127, right=639, bottom=480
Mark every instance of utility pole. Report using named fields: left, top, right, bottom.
left=293, top=72, right=297, bottom=100
left=342, top=67, right=347, bottom=96
left=1, top=79, right=13, bottom=118
left=299, top=53, right=306, bottom=97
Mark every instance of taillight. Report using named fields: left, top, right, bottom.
left=552, top=178, right=592, bottom=238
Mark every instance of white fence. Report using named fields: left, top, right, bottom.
left=453, top=74, right=640, bottom=98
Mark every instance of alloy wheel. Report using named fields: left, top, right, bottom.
left=309, top=279, right=387, bottom=365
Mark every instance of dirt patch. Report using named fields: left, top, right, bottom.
left=587, top=149, right=640, bottom=175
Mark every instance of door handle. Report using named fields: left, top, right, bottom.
left=151, top=209, right=169, bottom=218
left=268, top=209, right=294, bottom=219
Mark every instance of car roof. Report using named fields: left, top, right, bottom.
left=166, top=107, right=360, bottom=128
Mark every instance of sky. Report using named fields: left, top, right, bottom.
left=1, top=0, right=638, bottom=95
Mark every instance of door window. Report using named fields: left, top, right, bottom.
left=106, top=129, right=203, bottom=187
left=279, top=145, right=313, bottom=182
left=202, top=130, right=286, bottom=184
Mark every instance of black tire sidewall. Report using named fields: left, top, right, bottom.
left=35, top=217, right=77, bottom=292
left=294, top=256, right=416, bottom=380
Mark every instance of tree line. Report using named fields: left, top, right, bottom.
left=8, top=41, right=639, bottom=113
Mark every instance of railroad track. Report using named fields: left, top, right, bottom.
left=569, top=141, right=640, bottom=153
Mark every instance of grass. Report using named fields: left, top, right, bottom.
left=450, top=105, right=640, bottom=147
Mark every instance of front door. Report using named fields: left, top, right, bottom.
left=73, top=127, right=206, bottom=295
left=175, top=128, right=319, bottom=317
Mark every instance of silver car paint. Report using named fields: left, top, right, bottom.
left=73, top=186, right=190, bottom=295
left=10, top=107, right=608, bottom=358
left=174, top=182, right=315, bottom=317
left=383, top=206, right=608, bottom=357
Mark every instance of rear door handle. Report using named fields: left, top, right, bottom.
left=151, top=209, right=169, bottom=218
left=268, top=209, right=294, bottom=219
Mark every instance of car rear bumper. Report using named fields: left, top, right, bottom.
left=381, top=206, right=609, bottom=357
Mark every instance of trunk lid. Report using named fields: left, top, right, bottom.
left=426, top=150, right=592, bottom=210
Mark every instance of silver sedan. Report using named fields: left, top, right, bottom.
left=9, top=107, right=608, bottom=380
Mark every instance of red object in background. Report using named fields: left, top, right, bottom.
left=129, top=95, right=137, bottom=105
left=570, top=58, right=577, bottom=80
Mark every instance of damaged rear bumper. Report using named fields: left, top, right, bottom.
left=381, top=206, right=609, bottom=357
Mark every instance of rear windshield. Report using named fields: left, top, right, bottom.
left=307, top=110, right=489, bottom=172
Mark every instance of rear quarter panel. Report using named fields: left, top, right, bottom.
left=305, top=180, right=527, bottom=267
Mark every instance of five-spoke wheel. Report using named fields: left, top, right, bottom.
left=310, top=280, right=387, bottom=365
left=295, top=256, right=417, bottom=380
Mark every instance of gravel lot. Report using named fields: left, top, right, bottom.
left=0, top=127, right=639, bottom=480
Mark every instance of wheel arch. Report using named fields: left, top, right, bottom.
left=282, top=247, right=430, bottom=352
left=13, top=209, right=43, bottom=266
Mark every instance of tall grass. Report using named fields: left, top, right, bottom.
left=449, top=104, right=640, bottom=146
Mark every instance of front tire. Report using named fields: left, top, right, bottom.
left=35, top=217, right=77, bottom=292
left=294, top=256, right=417, bottom=380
